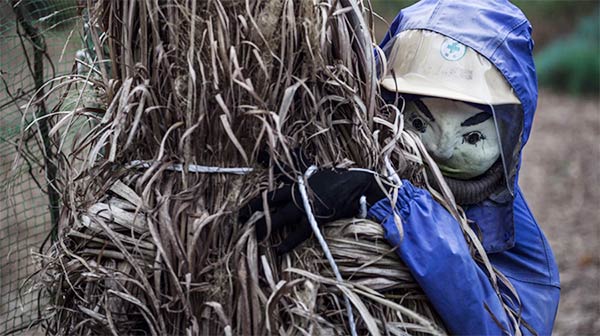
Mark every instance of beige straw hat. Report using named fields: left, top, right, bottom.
left=380, top=30, right=520, bottom=105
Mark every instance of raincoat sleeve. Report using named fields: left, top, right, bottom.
left=367, top=180, right=558, bottom=335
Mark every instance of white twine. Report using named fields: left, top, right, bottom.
left=358, top=196, right=367, bottom=219
left=384, top=156, right=402, bottom=186
left=297, top=166, right=358, bottom=336
left=127, top=160, right=253, bottom=175
left=349, top=167, right=402, bottom=188
left=384, top=155, right=405, bottom=243
left=347, top=167, right=378, bottom=175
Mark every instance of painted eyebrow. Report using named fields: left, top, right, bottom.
left=413, top=99, right=435, bottom=121
left=461, top=111, right=492, bottom=127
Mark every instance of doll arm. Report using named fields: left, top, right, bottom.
left=367, top=181, right=553, bottom=335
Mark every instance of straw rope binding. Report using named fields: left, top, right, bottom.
left=16, top=0, right=481, bottom=334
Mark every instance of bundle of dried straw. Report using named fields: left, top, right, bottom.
left=23, top=0, right=471, bottom=334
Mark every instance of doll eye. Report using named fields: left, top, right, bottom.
left=411, top=117, right=427, bottom=133
left=463, top=131, right=485, bottom=145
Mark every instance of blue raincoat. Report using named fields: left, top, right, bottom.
left=368, top=1, right=560, bottom=335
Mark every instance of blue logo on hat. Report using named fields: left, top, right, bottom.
left=440, top=38, right=466, bottom=61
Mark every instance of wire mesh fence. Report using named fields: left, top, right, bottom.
left=0, top=0, right=82, bottom=334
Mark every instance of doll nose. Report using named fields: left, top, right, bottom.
left=426, top=142, right=454, bottom=162
left=430, top=148, right=453, bottom=162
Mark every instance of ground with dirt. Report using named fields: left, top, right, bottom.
left=519, top=90, right=599, bottom=335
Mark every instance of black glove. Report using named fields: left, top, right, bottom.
left=241, top=169, right=387, bottom=254
left=256, top=148, right=312, bottom=184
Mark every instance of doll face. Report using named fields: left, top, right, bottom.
left=405, top=97, right=500, bottom=179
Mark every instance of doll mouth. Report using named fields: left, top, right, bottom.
left=437, top=164, right=475, bottom=180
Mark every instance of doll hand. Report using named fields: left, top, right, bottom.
left=241, top=169, right=386, bottom=254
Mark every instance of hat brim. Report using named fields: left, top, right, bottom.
left=380, top=76, right=521, bottom=105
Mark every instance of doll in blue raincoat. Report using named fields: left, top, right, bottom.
left=249, top=1, right=560, bottom=335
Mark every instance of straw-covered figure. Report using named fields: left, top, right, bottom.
left=249, top=1, right=560, bottom=334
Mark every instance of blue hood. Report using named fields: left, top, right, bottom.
left=380, top=0, right=537, bottom=155
left=380, top=0, right=538, bottom=252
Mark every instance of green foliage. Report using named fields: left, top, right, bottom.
left=535, top=14, right=600, bottom=95
left=512, top=0, right=597, bottom=18
left=371, top=0, right=598, bottom=20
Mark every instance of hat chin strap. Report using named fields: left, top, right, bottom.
left=428, top=160, right=504, bottom=205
